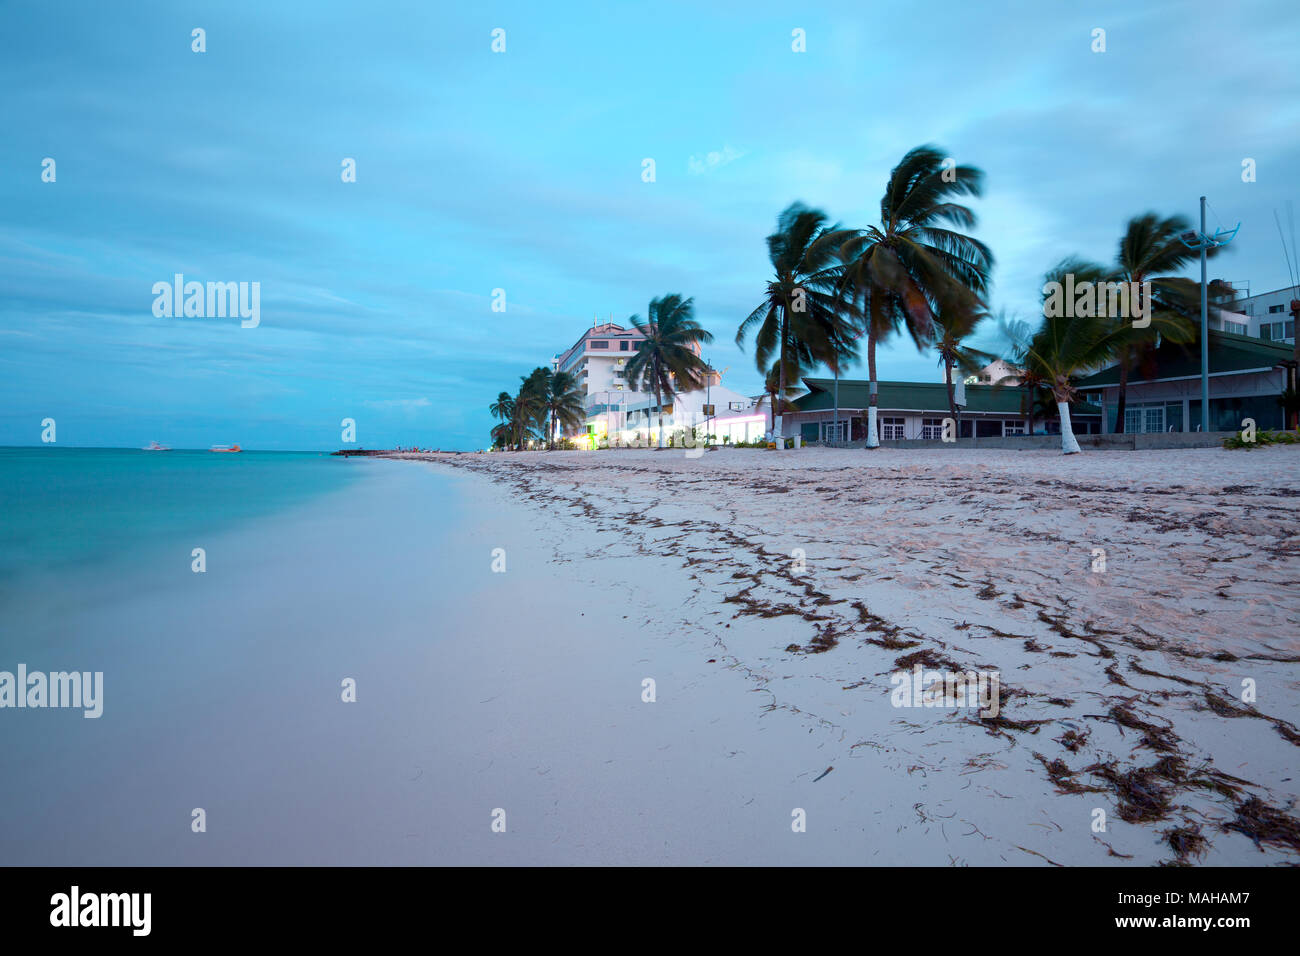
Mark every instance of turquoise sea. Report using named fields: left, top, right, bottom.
left=0, top=447, right=361, bottom=599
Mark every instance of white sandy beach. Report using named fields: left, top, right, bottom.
left=3, top=445, right=1296, bottom=866
left=400, top=444, right=1300, bottom=866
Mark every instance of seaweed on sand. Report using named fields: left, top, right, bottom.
left=1164, top=824, right=1209, bottom=862
left=1087, top=762, right=1174, bottom=823
left=1222, top=796, right=1300, bottom=853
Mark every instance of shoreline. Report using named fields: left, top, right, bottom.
left=3, top=446, right=1296, bottom=864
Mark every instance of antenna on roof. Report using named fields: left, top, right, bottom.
left=1276, top=206, right=1300, bottom=298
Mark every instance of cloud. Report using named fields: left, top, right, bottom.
left=688, top=145, right=746, bottom=175
left=362, top=397, right=431, bottom=409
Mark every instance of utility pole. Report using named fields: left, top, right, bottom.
left=1200, top=197, right=1209, bottom=431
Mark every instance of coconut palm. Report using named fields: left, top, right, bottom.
left=543, top=371, right=586, bottom=447
left=737, top=203, right=847, bottom=447
left=625, top=295, right=714, bottom=449
left=489, top=391, right=516, bottom=447
left=1025, top=259, right=1125, bottom=453
left=1106, top=213, right=1228, bottom=432
left=753, top=365, right=805, bottom=444
left=830, top=145, right=994, bottom=447
left=933, top=306, right=995, bottom=428
left=514, top=368, right=550, bottom=450
left=995, top=315, right=1049, bottom=436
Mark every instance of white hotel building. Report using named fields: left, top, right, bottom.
left=553, top=320, right=768, bottom=445
left=1213, top=283, right=1297, bottom=344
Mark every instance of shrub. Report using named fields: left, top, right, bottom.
left=1222, top=429, right=1300, bottom=450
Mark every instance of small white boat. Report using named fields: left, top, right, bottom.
left=142, top=441, right=171, bottom=451
left=210, top=444, right=242, bottom=453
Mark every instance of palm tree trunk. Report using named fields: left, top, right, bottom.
left=774, top=311, right=786, bottom=450
left=1114, top=358, right=1129, bottom=434
left=655, top=380, right=665, bottom=449
left=832, top=363, right=840, bottom=445
left=1057, top=395, right=1081, bottom=454
left=1024, top=384, right=1033, bottom=436
left=945, top=357, right=958, bottom=430
left=866, top=329, right=879, bottom=448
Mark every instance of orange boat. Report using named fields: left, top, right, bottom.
left=210, top=444, right=242, bottom=453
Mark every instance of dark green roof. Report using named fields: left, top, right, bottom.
left=1078, top=329, right=1293, bottom=388
left=792, top=379, right=1101, bottom=416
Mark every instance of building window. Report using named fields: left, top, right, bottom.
left=881, top=417, right=905, bottom=440
left=590, top=340, right=609, bottom=349
left=1268, top=304, right=1284, bottom=313
left=823, top=421, right=848, bottom=442
left=1124, top=404, right=1165, bottom=434
left=1003, top=421, right=1025, bottom=436
left=619, top=341, right=629, bottom=351
left=921, top=418, right=944, bottom=440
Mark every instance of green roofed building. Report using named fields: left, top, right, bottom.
left=786, top=378, right=1101, bottom=443
left=1075, top=328, right=1294, bottom=433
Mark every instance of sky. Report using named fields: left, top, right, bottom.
left=2, top=0, right=1298, bottom=451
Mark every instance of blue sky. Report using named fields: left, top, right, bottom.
left=2, top=0, right=1298, bottom=450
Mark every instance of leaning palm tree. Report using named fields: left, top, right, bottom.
left=489, top=421, right=513, bottom=450
left=933, top=306, right=995, bottom=429
left=830, top=145, right=994, bottom=448
left=543, top=371, right=586, bottom=447
left=1107, top=213, right=1227, bottom=432
left=995, top=315, right=1049, bottom=436
left=1023, top=259, right=1125, bottom=453
left=625, top=295, right=713, bottom=449
left=737, top=203, right=846, bottom=447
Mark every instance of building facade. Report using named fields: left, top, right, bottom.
left=1076, top=328, right=1294, bottom=432
left=1213, top=284, right=1298, bottom=344
left=785, top=379, right=1102, bottom=441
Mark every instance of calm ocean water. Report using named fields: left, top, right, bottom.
left=0, top=447, right=361, bottom=593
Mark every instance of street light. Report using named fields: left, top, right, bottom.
left=1179, top=197, right=1239, bottom=433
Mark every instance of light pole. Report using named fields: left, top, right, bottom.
left=1179, top=197, right=1238, bottom=432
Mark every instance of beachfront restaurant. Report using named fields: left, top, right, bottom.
left=1075, top=328, right=1295, bottom=433
left=783, top=378, right=1102, bottom=443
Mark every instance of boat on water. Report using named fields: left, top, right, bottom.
left=141, top=440, right=171, bottom=451
left=210, top=444, right=242, bottom=453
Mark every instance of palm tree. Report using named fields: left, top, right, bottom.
left=753, top=366, right=804, bottom=444
left=625, top=295, right=714, bottom=449
left=544, top=371, right=586, bottom=447
left=995, top=314, right=1048, bottom=435
left=1107, top=213, right=1226, bottom=432
left=737, top=203, right=847, bottom=448
left=514, top=368, right=550, bottom=450
left=489, top=391, right=516, bottom=447
left=933, top=307, right=994, bottom=429
left=1024, top=259, right=1125, bottom=453
left=830, top=145, right=994, bottom=448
